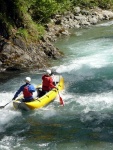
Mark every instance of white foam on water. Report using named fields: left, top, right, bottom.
left=96, top=20, right=113, bottom=26
left=0, top=92, right=13, bottom=106
left=75, top=91, right=113, bottom=112
left=55, top=55, right=107, bottom=74
left=55, top=41, right=113, bottom=75
left=0, top=136, right=23, bottom=150
left=0, top=92, right=22, bottom=132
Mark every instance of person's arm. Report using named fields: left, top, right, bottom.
left=49, top=77, right=57, bottom=89
left=51, top=74, right=56, bottom=85
left=12, top=85, right=24, bottom=100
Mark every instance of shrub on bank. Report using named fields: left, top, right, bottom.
left=0, top=0, right=113, bottom=40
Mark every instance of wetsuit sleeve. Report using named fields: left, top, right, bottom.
left=13, top=85, right=24, bottom=100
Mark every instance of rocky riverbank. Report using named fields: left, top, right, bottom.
left=45, top=7, right=113, bottom=42
left=0, top=7, right=113, bottom=73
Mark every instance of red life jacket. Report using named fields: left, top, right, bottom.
left=42, top=76, right=50, bottom=91
left=23, top=85, right=32, bottom=98
left=42, top=75, right=55, bottom=91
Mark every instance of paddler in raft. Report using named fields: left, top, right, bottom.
left=37, top=69, right=58, bottom=97
left=12, top=77, right=36, bottom=102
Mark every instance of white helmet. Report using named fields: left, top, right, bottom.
left=46, top=69, right=51, bottom=75
left=25, top=77, right=31, bottom=83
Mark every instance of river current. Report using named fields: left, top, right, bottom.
left=0, top=20, right=113, bottom=150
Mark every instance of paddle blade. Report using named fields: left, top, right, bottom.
left=59, top=96, right=64, bottom=106
left=0, top=106, right=5, bottom=109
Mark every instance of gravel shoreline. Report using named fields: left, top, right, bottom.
left=44, top=7, right=113, bottom=42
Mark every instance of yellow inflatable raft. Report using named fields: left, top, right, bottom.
left=13, top=75, right=64, bottom=110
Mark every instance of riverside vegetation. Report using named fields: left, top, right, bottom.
left=0, top=0, right=113, bottom=72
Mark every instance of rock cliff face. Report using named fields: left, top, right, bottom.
left=0, top=36, right=62, bottom=72
left=0, top=7, right=113, bottom=72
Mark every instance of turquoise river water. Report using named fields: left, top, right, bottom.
left=0, top=20, right=113, bottom=150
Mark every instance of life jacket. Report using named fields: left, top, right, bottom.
left=42, top=76, right=51, bottom=91
left=23, top=85, right=32, bottom=98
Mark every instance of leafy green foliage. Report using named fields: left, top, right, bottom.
left=0, top=0, right=113, bottom=40
left=16, top=28, right=29, bottom=40
left=30, top=0, right=72, bottom=23
left=30, top=0, right=58, bottom=23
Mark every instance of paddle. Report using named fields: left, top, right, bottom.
left=53, top=74, right=64, bottom=106
left=0, top=100, right=12, bottom=109
left=58, top=91, right=64, bottom=106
